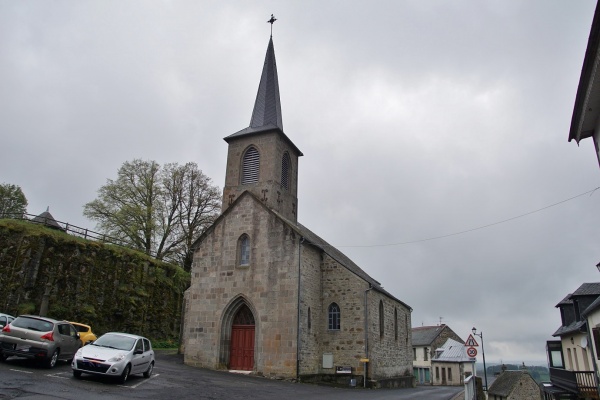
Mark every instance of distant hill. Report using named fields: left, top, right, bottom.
left=477, top=364, right=549, bottom=383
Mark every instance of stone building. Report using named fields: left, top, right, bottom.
left=488, top=368, right=542, bottom=400
left=182, top=34, right=414, bottom=387
left=412, top=324, right=463, bottom=384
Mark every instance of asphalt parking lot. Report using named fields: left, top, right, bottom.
left=0, top=350, right=463, bottom=400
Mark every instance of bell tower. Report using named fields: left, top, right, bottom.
left=221, top=32, right=302, bottom=222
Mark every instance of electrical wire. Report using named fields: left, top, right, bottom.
left=335, top=186, right=600, bottom=248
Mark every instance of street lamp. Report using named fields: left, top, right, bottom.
left=472, top=327, right=488, bottom=391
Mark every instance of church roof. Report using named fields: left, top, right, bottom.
left=224, top=36, right=302, bottom=156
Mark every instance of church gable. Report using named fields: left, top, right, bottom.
left=186, top=191, right=300, bottom=376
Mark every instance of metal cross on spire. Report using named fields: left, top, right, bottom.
left=267, top=14, right=277, bottom=36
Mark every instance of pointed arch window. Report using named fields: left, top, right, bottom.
left=242, top=146, right=260, bottom=185
left=239, top=234, right=250, bottom=266
left=308, top=307, right=312, bottom=331
left=281, top=152, right=291, bottom=190
left=328, top=303, right=340, bottom=331
left=379, top=300, right=384, bottom=338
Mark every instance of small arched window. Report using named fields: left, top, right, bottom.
left=281, top=152, right=291, bottom=190
left=379, top=300, right=384, bottom=338
left=239, top=234, right=250, bottom=266
left=242, top=146, right=260, bottom=184
left=328, top=303, right=340, bottom=330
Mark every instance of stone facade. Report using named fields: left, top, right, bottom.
left=222, top=131, right=299, bottom=223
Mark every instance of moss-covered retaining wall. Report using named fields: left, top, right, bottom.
left=0, top=219, right=190, bottom=341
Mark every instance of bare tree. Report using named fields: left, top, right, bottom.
left=83, top=159, right=220, bottom=270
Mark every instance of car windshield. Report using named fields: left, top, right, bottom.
left=92, top=334, right=136, bottom=351
left=11, top=316, right=53, bottom=332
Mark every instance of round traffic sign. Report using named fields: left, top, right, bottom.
left=467, top=347, right=477, bottom=357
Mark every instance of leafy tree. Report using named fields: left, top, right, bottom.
left=0, top=183, right=28, bottom=217
left=83, top=160, right=221, bottom=271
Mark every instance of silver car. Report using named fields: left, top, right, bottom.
left=0, top=313, right=14, bottom=329
left=71, top=332, right=154, bottom=383
left=0, top=315, right=81, bottom=368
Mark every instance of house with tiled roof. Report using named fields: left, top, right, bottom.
left=412, top=324, right=463, bottom=384
left=181, top=29, right=414, bottom=388
left=488, top=368, right=541, bottom=400
left=430, top=338, right=475, bottom=386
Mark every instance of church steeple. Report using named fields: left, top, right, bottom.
left=221, top=31, right=302, bottom=222
left=249, top=37, right=283, bottom=132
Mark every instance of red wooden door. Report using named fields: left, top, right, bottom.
left=230, top=325, right=255, bottom=370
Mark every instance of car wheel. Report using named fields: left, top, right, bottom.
left=0, top=352, right=7, bottom=362
left=143, top=362, right=154, bottom=378
left=73, top=370, right=82, bottom=378
left=45, top=350, right=59, bottom=368
left=119, top=364, right=131, bottom=384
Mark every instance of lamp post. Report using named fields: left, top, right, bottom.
left=472, top=327, right=488, bottom=391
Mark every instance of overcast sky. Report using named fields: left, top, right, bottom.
left=2, top=1, right=600, bottom=365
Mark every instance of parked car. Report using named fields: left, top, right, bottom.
left=0, top=315, right=81, bottom=368
left=71, top=332, right=154, bottom=383
left=67, top=321, right=97, bottom=346
left=0, top=313, right=14, bottom=329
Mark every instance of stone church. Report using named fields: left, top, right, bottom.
left=182, top=33, right=414, bottom=387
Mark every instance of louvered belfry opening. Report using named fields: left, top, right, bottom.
left=241, top=146, right=259, bottom=184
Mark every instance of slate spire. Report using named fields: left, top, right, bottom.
left=249, top=36, right=283, bottom=132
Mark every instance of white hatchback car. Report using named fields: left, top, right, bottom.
left=71, top=332, right=154, bottom=383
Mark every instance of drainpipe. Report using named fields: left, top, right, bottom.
left=296, top=236, right=305, bottom=381
left=364, top=284, right=373, bottom=387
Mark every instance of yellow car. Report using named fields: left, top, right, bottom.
left=68, top=322, right=97, bottom=346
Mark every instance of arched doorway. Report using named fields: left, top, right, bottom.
left=229, top=304, right=255, bottom=370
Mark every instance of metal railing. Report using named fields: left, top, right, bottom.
left=549, top=367, right=600, bottom=399
left=0, top=212, right=148, bottom=256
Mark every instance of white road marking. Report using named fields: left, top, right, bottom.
left=9, top=369, right=33, bottom=374
left=47, top=371, right=70, bottom=379
left=119, top=374, right=160, bottom=389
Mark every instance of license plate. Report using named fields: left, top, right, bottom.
left=16, top=344, right=30, bottom=351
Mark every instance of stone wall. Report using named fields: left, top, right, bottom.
left=183, top=194, right=300, bottom=377
left=0, top=219, right=189, bottom=341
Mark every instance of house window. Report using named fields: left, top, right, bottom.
left=435, top=366, right=439, bottom=379
left=379, top=300, right=384, bottom=338
left=281, top=152, right=291, bottom=190
left=424, top=347, right=429, bottom=361
left=239, top=234, right=250, bottom=266
left=448, top=367, right=452, bottom=381
left=328, top=303, right=340, bottom=330
left=394, top=308, right=398, bottom=341
left=413, top=348, right=416, bottom=361
left=594, top=328, right=600, bottom=360
left=241, top=146, right=259, bottom=184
